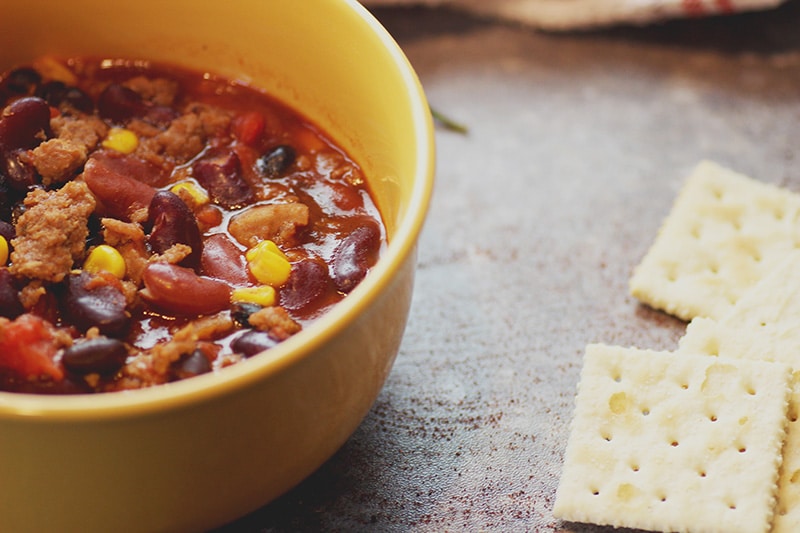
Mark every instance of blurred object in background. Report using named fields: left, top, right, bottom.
left=362, top=0, right=788, bottom=30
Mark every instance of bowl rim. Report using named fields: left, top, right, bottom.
left=0, top=0, right=435, bottom=421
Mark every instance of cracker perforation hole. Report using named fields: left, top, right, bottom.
left=631, top=463, right=640, bottom=473
left=591, top=488, right=600, bottom=496
left=709, top=414, right=718, bottom=422
left=738, top=446, right=747, bottom=453
left=641, top=408, right=650, bottom=416
left=698, top=470, right=707, bottom=478
left=670, top=440, right=679, bottom=447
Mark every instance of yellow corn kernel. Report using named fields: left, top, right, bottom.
left=231, top=285, right=276, bottom=307
left=246, top=240, right=291, bottom=287
left=102, top=128, right=139, bottom=154
left=84, top=244, right=126, bottom=279
left=170, top=181, right=210, bottom=207
left=0, top=236, right=8, bottom=265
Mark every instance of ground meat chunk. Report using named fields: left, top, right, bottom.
left=137, top=103, right=231, bottom=163
left=248, top=306, right=301, bottom=341
left=27, top=115, right=108, bottom=186
left=228, top=202, right=310, bottom=248
left=122, top=76, right=179, bottom=106
left=10, top=181, right=96, bottom=282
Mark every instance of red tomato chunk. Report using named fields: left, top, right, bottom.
left=0, top=57, right=385, bottom=393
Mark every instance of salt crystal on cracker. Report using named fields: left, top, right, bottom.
left=629, top=160, right=800, bottom=321
left=553, top=344, right=791, bottom=533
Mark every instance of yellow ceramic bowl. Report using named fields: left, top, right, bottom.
left=0, top=1, right=434, bottom=532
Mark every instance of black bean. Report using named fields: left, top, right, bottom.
left=97, top=83, right=145, bottom=123
left=1, top=68, right=41, bottom=95
left=61, top=337, right=128, bottom=376
left=0, top=269, right=23, bottom=319
left=0, top=97, right=52, bottom=150
left=35, top=81, right=67, bottom=106
left=255, top=145, right=295, bottom=180
left=230, top=330, right=279, bottom=357
left=61, top=272, right=130, bottom=337
left=192, top=151, right=254, bottom=209
left=147, top=190, right=203, bottom=270
left=1, top=149, right=39, bottom=191
left=231, top=301, right=263, bottom=327
left=332, top=221, right=381, bottom=293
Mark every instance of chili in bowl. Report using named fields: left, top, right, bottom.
left=0, top=1, right=434, bottom=531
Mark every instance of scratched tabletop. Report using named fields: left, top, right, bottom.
left=217, top=3, right=800, bottom=531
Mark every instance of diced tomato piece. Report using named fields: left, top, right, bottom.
left=232, top=111, right=266, bottom=146
left=0, top=314, right=64, bottom=381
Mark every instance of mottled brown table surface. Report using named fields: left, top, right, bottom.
left=218, top=3, right=800, bottom=531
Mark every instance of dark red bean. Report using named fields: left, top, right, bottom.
left=147, top=191, right=203, bottom=270
left=35, top=80, right=67, bottom=106
left=0, top=97, right=52, bottom=150
left=0, top=268, right=24, bottom=319
left=230, top=330, right=279, bottom=357
left=83, top=156, right=156, bottom=220
left=140, top=263, right=231, bottom=316
left=2, top=149, right=39, bottom=191
left=192, top=151, right=254, bottom=209
left=90, top=151, right=170, bottom=187
left=255, top=145, right=295, bottom=180
left=279, top=257, right=334, bottom=313
left=0, top=220, right=14, bottom=242
left=171, top=349, right=211, bottom=380
left=61, top=337, right=128, bottom=376
left=97, top=83, right=146, bottom=123
left=144, top=105, right=178, bottom=126
left=1, top=68, right=41, bottom=95
left=61, top=272, right=130, bottom=337
left=332, top=220, right=381, bottom=293
left=200, top=233, right=250, bottom=286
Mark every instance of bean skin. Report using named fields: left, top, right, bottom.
left=0, top=97, right=52, bottom=150
left=61, top=272, right=130, bottom=337
left=0, top=268, right=23, bottom=319
left=83, top=156, right=157, bottom=220
left=255, top=145, right=295, bottom=180
left=140, top=262, right=232, bottom=316
left=147, top=191, right=203, bottom=270
left=230, top=330, right=279, bottom=357
left=332, top=220, right=381, bottom=293
left=193, top=151, right=254, bottom=209
left=200, top=233, right=250, bottom=286
left=61, top=337, right=128, bottom=376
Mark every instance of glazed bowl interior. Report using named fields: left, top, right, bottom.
left=0, top=1, right=433, bottom=531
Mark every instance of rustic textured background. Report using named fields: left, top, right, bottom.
left=217, top=2, right=800, bottom=531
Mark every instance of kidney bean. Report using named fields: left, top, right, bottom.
left=141, top=262, right=231, bottom=316
left=332, top=220, right=381, bottom=293
left=97, top=83, right=146, bottom=123
left=0, top=268, right=24, bottom=319
left=171, top=348, right=212, bottom=380
left=91, top=151, right=171, bottom=187
left=83, top=156, right=156, bottom=220
left=279, top=257, right=333, bottom=313
left=192, top=150, right=254, bottom=209
left=1, top=68, right=41, bottom=95
left=230, top=330, right=279, bottom=357
left=0, top=220, right=14, bottom=242
left=200, top=233, right=250, bottom=286
left=61, top=337, right=128, bottom=376
left=0, top=96, right=52, bottom=150
left=255, top=145, right=295, bottom=180
left=147, top=191, right=203, bottom=270
left=2, top=148, right=39, bottom=191
left=62, top=272, right=130, bottom=337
